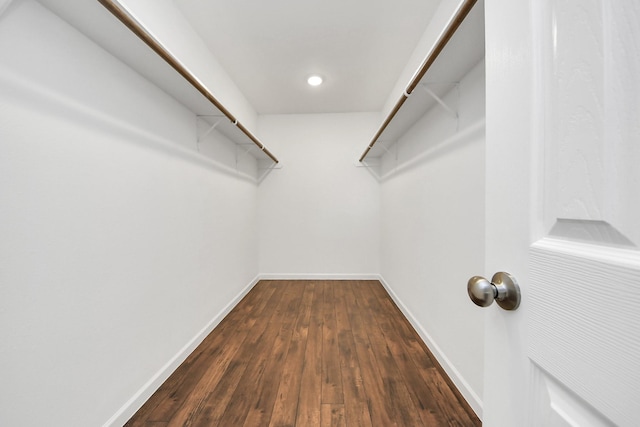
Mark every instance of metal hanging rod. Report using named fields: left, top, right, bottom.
left=98, top=0, right=279, bottom=164
left=358, top=0, right=477, bottom=162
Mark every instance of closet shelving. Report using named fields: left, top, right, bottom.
left=98, top=0, right=278, bottom=164
left=358, top=0, right=484, bottom=168
left=38, top=0, right=279, bottom=178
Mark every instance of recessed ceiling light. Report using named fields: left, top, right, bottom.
left=307, top=75, right=323, bottom=86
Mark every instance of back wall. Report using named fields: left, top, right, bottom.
left=257, top=113, right=380, bottom=278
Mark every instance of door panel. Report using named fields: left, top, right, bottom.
left=529, top=240, right=640, bottom=426
left=531, top=367, right=615, bottom=427
left=484, top=0, right=640, bottom=425
left=528, top=0, right=640, bottom=425
left=542, top=0, right=640, bottom=244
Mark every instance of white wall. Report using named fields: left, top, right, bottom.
left=379, top=60, right=486, bottom=416
left=0, top=1, right=259, bottom=425
left=257, top=113, right=380, bottom=278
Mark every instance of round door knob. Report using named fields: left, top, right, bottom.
left=467, top=272, right=521, bottom=310
left=467, top=276, right=495, bottom=307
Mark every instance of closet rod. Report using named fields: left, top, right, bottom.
left=358, top=0, right=477, bottom=162
left=98, top=0, right=279, bottom=164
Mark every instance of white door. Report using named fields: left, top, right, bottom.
left=482, top=0, right=640, bottom=426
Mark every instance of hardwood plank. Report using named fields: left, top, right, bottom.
left=125, top=282, right=278, bottom=426
left=268, top=283, right=315, bottom=427
left=165, top=283, right=286, bottom=426
left=320, top=404, right=345, bottom=427
left=194, top=282, right=301, bottom=427
left=345, top=283, right=399, bottom=426
left=321, top=282, right=344, bottom=404
left=125, top=280, right=482, bottom=427
left=295, top=282, right=323, bottom=427
left=353, top=281, right=425, bottom=427
left=334, top=283, right=372, bottom=427
left=362, top=282, right=447, bottom=425
left=242, top=283, right=306, bottom=426
left=370, top=281, right=481, bottom=427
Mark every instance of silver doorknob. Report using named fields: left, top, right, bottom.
left=467, top=272, right=520, bottom=310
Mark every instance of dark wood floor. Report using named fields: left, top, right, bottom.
left=125, top=280, right=481, bottom=426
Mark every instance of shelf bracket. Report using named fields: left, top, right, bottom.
left=376, top=140, right=393, bottom=155
left=257, top=163, right=282, bottom=184
left=236, top=143, right=257, bottom=164
left=196, top=117, right=223, bottom=143
left=420, top=83, right=459, bottom=119
left=357, top=158, right=382, bottom=181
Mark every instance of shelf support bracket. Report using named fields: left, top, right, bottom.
left=376, top=140, right=393, bottom=155
left=420, top=83, right=458, bottom=119
left=236, top=143, right=257, bottom=164
left=196, top=117, right=223, bottom=143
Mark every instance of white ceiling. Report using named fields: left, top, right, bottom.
left=174, top=0, right=441, bottom=115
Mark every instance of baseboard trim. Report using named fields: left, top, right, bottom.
left=258, top=273, right=381, bottom=281
left=377, top=275, right=483, bottom=420
left=103, top=275, right=261, bottom=427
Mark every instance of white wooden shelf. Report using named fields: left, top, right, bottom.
left=37, top=0, right=279, bottom=166
left=359, top=0, right=484, bottom=162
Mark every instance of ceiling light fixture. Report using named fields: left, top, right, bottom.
left=307, top=75, right=323, bottom=86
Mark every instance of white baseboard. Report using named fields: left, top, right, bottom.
left=103, top=275, right=261, bottom=427
left=377, top=275, right=483, bottom=420
left=258, top=273, right=381, bottom=281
